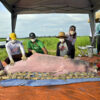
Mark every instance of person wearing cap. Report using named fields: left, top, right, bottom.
left=27, top=32, right=48, bottom=54
left=5, top=33, right=27, bottom=65
left=56, top=32, right=75, bottom=59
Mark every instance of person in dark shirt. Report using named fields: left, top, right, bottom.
left=56, top=32, right=75, bottom=59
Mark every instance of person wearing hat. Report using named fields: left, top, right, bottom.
left=56, top=32, right=74, bottom=59
left=5, top=33, right=27, bottom=65
left=88, top=12, right=100, bottom=52
left=27, top=32, right=48, bottom=54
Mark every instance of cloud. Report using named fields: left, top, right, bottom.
left=67, top=14, right=89, bottom=22
left=0, top=2, right=11, bottom=37
left=18, top=14, right=39, bottom=21
left=0, top=2, right=94, bottom=38
left=15, top=13, right=91, bottom=37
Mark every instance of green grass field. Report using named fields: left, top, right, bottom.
left=0, top=36, right=90, bottom=61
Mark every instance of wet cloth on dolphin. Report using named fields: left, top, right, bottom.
left=4, top=53, right=96, bottom=75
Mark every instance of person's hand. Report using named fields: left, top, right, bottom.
left=64, top=55, right=68, bottom=59
left=31, top=50, right=36, bottom=54
left=10, top=59, right=14, bottom=65
left=0, top=70, right=6, bottom=76
left=21, top=55, right=27, bottom=60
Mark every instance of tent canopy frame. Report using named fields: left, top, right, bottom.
left=1, top=0, right=100, bottom=45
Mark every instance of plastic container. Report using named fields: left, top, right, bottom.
left=93, top=48, right=97, bottom=54
left=86, top=45, right=93, bottom=57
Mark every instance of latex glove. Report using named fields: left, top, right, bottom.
left=31, top=50, right=36, bottom=54
left=21, top=55, right=27, bottom=60
left=64, top=55, right=68, bottom=59
left=10, top=59, right=14, bottom=65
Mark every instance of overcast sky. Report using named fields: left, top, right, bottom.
left=0, top=2, right=98, bottom=38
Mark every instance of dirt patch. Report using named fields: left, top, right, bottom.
left=80, top=56, right=100, bottom=63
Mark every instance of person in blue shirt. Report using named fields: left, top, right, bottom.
left=96, top=23, right=100, bottom=54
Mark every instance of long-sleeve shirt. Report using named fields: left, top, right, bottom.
left=56, top=40, right=75, bottom=59
left=65, top=32, right=77, bottom=45
left=6, top=40, right=25, bottom=60
left=96, top=23, right=100, bottom=36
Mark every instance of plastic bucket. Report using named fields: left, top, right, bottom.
left=86, top=45, right=93, bottom=57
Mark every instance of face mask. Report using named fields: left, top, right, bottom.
left=59, top=39, right=65, bottom=43
left=11, top=40, right=16, bottom=44
left=70, top=31, right=75, bottom=35
left=31, top=38, right=36, bottom=42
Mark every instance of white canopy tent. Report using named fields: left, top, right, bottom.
left=0, top=0, right=100, bottom=45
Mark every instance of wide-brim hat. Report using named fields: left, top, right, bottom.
left=56, top=32, right=67, bottom=38
left=88, top=12, right=100, bottom=23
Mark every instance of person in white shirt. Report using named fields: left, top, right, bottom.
left=5, top=33, right=26, bottom=65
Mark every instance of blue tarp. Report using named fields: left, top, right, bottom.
left=0, top=78, right=100, bottom=87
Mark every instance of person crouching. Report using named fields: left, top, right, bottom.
left=4, top=33, right=27, bottom=65
left=56, top=32, right=75, bottom=59
left=27, top=32, right=48, bottom=54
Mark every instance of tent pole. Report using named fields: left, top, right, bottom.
left=89, top=11, right=96, bottom=47
left=11, top=13, right=17, bottom=33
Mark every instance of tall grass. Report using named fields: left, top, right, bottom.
left=0, top=36, right=91, bottom=61
left=75, top=36, right=90, bottom=56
